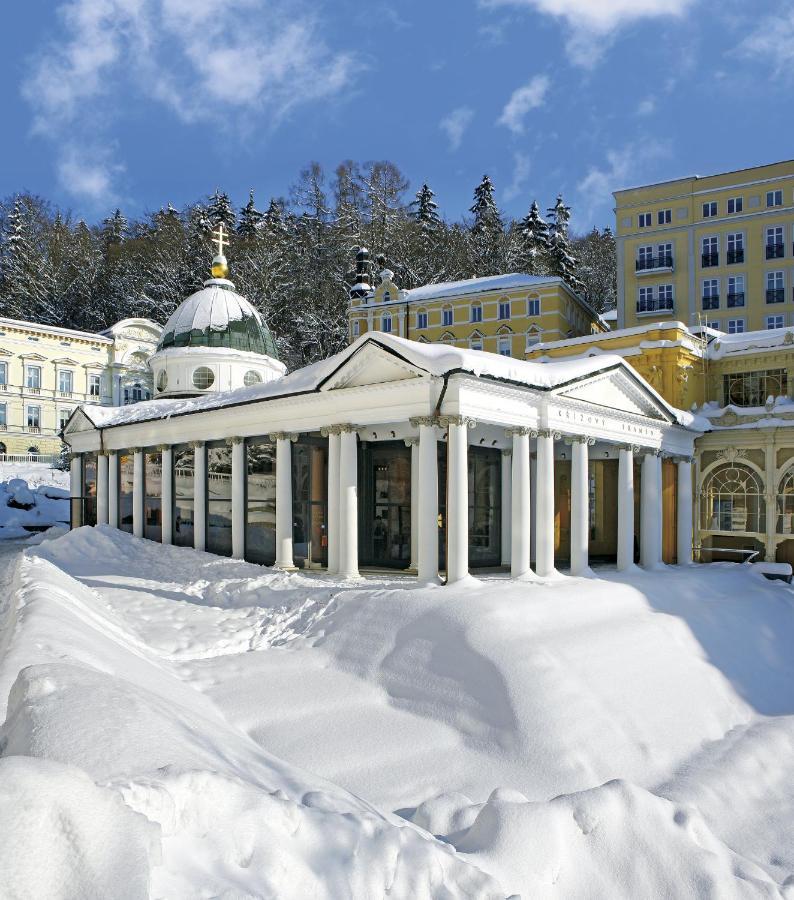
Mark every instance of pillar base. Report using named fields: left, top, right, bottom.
left=617, top=562, right=641, bottom=575
left=570, top=565, right=596, bottom=579
left=274, top=562, right=298, bottom=572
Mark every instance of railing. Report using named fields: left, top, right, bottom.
left=701, top=252, right=719, bottom=267
left=766, top=243, right=784, bottom=259
left=27, top=426, right=41, bottom=433
left=766, top=288, right=785, bottom=303
left=26, top=386, right=41, bottom=395
left=636, top=297, right=674, bottom=314
left=58, top=390, right=73, bottom=398
left=635, top=255, right=673, bottom=271
left=702, top=295, right=719, bottom=310
left=727, top=292, right=745, bottom=307
left=726, top=249, right=744, bottom=264
left=0, top=384, right=7, bottom=392
left=694, top=546, right=760, bottom=563
left=0, top=453, right=59, bottom=465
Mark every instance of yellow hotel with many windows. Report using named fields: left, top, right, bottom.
left=615, top=159, right=794, bottom=334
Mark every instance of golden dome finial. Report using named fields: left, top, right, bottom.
left=210, top=222, right=229, bottom=279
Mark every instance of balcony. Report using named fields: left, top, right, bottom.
left=58, top=390, right=73, bottom=398
left=701, top=252, right=719, bottom=267
left=26, top=426, right=41, bottom=434
left=766, top=243, right=785, bottom=260
left=727, top=292, right=745, bottom=308
left=766, top=288, right=785, bottom=304
left=25, top=386, right=41, bottom=395
left=702, top=295, right=720, bottom=310
left=726, top=249, right=744, bottom=264
left=636, top=297, right=674, bottom=315
left=635, top=255, right=674, bottom=273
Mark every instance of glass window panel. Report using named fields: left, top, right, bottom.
left=173, top=445, right=195, bottom=548
left=207, top=444, right=233, bottom=556
left=246, top=440, right=276, bottom=565
left=144, top=451, right=162, bottom=542
left=292, top=439, right=327, bottom=568
left=118, top=452, right=134, bottom=533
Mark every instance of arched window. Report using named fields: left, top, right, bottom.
left=440, top=331, right=455, bottom=345
left=777, top=468, right=794, bottom=533
left=469, top=331, right=484, bottom=351
left=470, top=302, right=483, bottom=324
left=381, top=313, right=392, bottom=334
left=701, top=463, right=765, bottom=533
left=497, top=334, right=511, bottom=356
left=27, top=446, right=40, bottom=455
left=526, top=326, right=543, bottom=347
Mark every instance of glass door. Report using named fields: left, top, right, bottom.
left=360, top=442, right=411, bottom=568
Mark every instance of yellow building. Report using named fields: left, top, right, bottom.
left=347, top=251, right=605, bottom=356
left=615, top=159, right=794, bottom=334
left=0, top=317, right=161, bottom=458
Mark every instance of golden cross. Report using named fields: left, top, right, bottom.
left=211, top=222, right=228, bottom=257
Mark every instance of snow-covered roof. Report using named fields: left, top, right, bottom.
left=706, top=327, right=794, bottom=360
left=401, top=273, right=562, bottom=304
left=75, top=332, right=701, bottom=432
left=157, top=278, right=278, bottom=358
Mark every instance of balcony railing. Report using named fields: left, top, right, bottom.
left=25, top=386, right=41, bottom=394
left=766, top=288, right=785, bottom=303
left=702, top=295, right=720, bottom=310
left=766, top=243, right=784, bottom=260
left=701, top=252, right=719, bottom=267
left=26, top=426, right=41, bottom=433
left=635, top=255, right=674, bottom=272
left=58, top=390, right=73, bottom=398
left=726, top=249, right=744, bottom=264
left=727, top=292, right=745, bottom=308
left=637, top=297, right=674, bottom=314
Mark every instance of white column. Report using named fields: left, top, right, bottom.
left=416, top=418, right=439, bottom=583
left=132, top=449, right=144, bottom=538
left=108, top=451, right=119, bottom=528
left=677, top=457, right=693, bottom=565
left=530, top=454, right=537, bottom=564
left=273, top=433, right=295, bottom=569
left=193, top=442, right=207, bottom=552
left=161, top=446, right=173, bottom=545
left=70, top=455, right=82, bottom=528
left=326, top=428, right=341, bottom=574
left=501, top=449, right=512, bottom=567
left=446, top=417, right=472, bottom=584
left=535, top=431, right=556, bottom=578
left=231, top=438, right=246, bottom=560
left=408, top=438, right=419, bottom=571
left=617, top=446, right=635, bottom=571
left=641, top=451, right=662, bottom=568
left=570, top=437, right=592, bottom=577
left=96, top=453, right=109, bottom=525
left=338, top=425, right=359, bottom=577
left=510, top=429, right=531, bottom=577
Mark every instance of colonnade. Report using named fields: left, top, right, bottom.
left=78, top=421, right=694, bottom=583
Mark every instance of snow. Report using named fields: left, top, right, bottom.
left=402, top=272, right=563, bottom=303
left=77, top=331, right=702, bottom=431
left=2, top=526, right=794, bottom=897
left=159, top=278, right=265, bottom=342
left=707, top=327, right=794, bottom=360
left=0, top=464, right=69, bottom=539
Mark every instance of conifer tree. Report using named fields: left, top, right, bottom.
left=547, top=194, right=583, bottom=293
left=410, top=183, right=441, bottom=233
left=206, top=189, right=236, bottom=232
left=102, top=209, right=128, bottom=246
left=0, top=197, right=45, bottom=319
left=469, top=174, right=504, bottom=276
left=237, top=190, right=263, bottom=238
left=516, top=200, right=549, bottom=275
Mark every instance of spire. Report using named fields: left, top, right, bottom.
left=210, top=222, right=229, bottom=279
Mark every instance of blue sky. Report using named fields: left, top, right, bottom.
left=2, top=0, right=793, bottom=231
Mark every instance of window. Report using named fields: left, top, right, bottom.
left=417, top=310, right=428, bottom=330
left=639, top=212, right=652, bottom=228
left=352, top=320, right=360, bottom=338
left=766, top=270, right=784, bottom=303
left=498, top=299, right=511, bottom=320
left=766, top=226, right=784, bottom=259
left=767, top=315, right=785, bottom=329
left=192, top=367, right=215, bottom=390
left=89, top=374, right=101, bottom=396
left=727, top=197, right=743, bottom=214
left=58, top=408, right=72, bottom=431
left=58, top=369, right=73, bottom=394
left=658, top=284, right=674, bottom=308
left=470, top=303, right=483, bottom=323
left=702, top=279, right=719, bottom=310
left=527, top=295, right=540, bottom=317
left=526, top=328, right=542, bottom=346
left=0, top=363, right=6, bottom=387
left=726, top=232, right=744, bottom=264
left=243, top=370, right=262, bottom=387
left=157, top=370, right=168, bottom=392
left=382, top=290, right=391, bottom=303
left=701, top=464, right=765, bottom=533
left=381, top=313, right=392, bottom=333
left=727, top=275, right=745, bottom=307
left=723, top=369, right=786, bottom=406
left=442, top=306, right=453, bottom=327
left=728, top=319, right=745, bottom=334
left=469, top=333, right=483, bottom=351
left=657, top=208, right=672, bottom=225
left=0, top=403, right=6, bottom=428
left=702, top=236, right=718, bottom=267
left=497, top=335, right=511, bottom=356
left=25, top=365, right=41, bottom=390
left=707, top=320, right=721, bottom=331
left=703, top=201, right=717, bottom=218
left=636, top=245, right=653, bottom=270
left=767, top=189, right=783, bottom=208
left=26, top=406, right=41, bottom=430
left=440, top=332, right=454, bottom=345
left=657, top=242, right=673, bottom=266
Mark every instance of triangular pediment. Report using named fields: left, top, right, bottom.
left=553, top=367, right=671, bottom=422
left=63, top=407, right=98, bottom=435
left=321, top=342, right=428, bottom=390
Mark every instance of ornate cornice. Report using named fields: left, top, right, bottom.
left=716, top=447, right=748, bottom=462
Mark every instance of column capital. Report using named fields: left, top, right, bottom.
left=321, top=424, right=342, bottom=436
left=129, top=446, right=143, bottom=454
left=619, top=443, right=642, bottom=455
left=269, top=431, right=299, bottom=442
left=225, top=436, right=244, bottom=446
left=505, top=426, right=532, bottom=437
left=188, top=440, right=204, bottom=450
left=156, top=444, right=171, bottom=453
left=566, top=434, right=596, bottom=446
left=501, top=448, right=513, bottom=457
left=439, top=415, right=476, bottom=429
left=532, top=429, right=561, bottom=440
left=409, top=415, right=439, bottom=428
left=404, top=437, right=419, bottom=447
left=674, top=455, right=694, bottom=465
left=338, top=424, right=357, bottom=434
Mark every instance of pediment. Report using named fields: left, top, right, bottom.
left=553, top=367, right=671, bottom=422
left=321, top=342, right=427, bottom=390
left=63, top=408, right=98, bottom=435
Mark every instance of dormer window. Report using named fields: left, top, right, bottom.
left=383, top=290, right=391, bottom=303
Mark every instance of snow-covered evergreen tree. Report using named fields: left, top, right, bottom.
left=547, top=194, right=583, bottom=293
left=515, top=200, right=549, bottom=275
left=0, top=197, right=45, bottom=319
left=206, top=190, right=236, bottom=232
left=102, top=209, right=128, bottom=246
left=237, top=191, right=263, bottom=238
left=572, top=226, right=617, bottom=313
left=409, top=183, right=441, bottom=233
left=468, top=175, right=504, bottom=276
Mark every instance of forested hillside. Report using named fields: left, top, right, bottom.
left=0, top=162, right=616, bottom=369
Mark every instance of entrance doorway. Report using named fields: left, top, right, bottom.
left=292, top=438, right=328, bottom=568
left=359, top=441, right=411, bottom=568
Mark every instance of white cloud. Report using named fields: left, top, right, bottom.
left=439, top=107, right=474, bottom=151
left=481, top=0, right=696, bottom=66
left=738, top=9, right=794, bottom=75
left=56, top=144, right=123, bottom=204
left=497, top=75, right=550, bottom=134
left=503, top=152, right=531, bottom=202
left=636, top=98, right=656, bottom=116
left=22, top=0, right=355, bottom=202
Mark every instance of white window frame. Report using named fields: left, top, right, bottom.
left=497, top=335, right=511, bottom=356
left=498, top=299, right=511, bottom=320
left=727, top=319, right=745, bottom=334
left=352, top=319, right=360, bottom=338
left=381, top=313, right=392, bottom=334
left=638, top=212, right=652, bottom=228
left=469, top=333, right=483, bottom=351
left=657, top=208, right=671, bottom=225
left=58, top=369, right=73, bottom=394
left=727, top=196, right=743, bottom=214
left=702, top=201, right=717, bottom=218
left=58, top=407, right=73, bottom=431
left=26, top=405, right=41, bottom=429
left=527, top=296, right=540, bottom=317
left=767, top=315, right=785, bottom=329
left=526, top=327, right=542, bottom=347
left=0, top=402, right=6, bottom=427
left=25, top=365, right=41, bottom=390
left=88, top=374, right=101, bottom=397
left=442, top=306, right=453, bottom=327
left=702, top=278, right=719, bottom=310
left=767, top=270, right=785, bottom=290
left=470, top=303, right=483, bottom=324
left=767, top=189, right=783, bottom=208
left=417, top=310, right=428, bottom=330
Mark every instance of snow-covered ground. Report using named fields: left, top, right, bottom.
left=0, top=463, right=69, bottom=539
left=2, top=525, right=794, bottom=898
